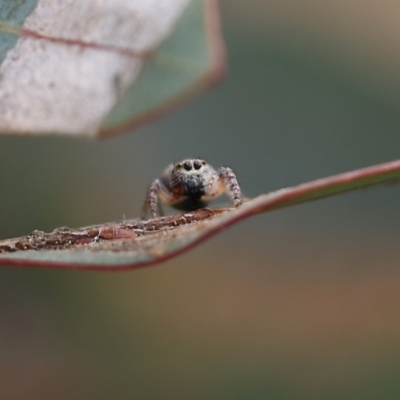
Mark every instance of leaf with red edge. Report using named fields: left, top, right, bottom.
left=0, top=0, right=225, bottom=137
left=0, top=160, right=399, bottom=270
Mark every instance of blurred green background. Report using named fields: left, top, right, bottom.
left=1, top=1, right=400, bottom=398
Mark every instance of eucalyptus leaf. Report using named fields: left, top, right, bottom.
left=0, top=0, right=224, bottom=136
left=0, top=160, right=398, bottom=270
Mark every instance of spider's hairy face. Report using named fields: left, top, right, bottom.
left=170, top=159, right=213, bottom=201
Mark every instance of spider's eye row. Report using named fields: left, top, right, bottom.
left=193, top=160, right=202, bottom=170
left=183, top=161, right=192, bottom=171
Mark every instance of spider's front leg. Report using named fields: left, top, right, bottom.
left=218, top=167, right=243, bottom=208
left=142, top=179, right=163, bottom=219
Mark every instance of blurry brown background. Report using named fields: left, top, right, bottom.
left=0, top=1, right=400, bottom=398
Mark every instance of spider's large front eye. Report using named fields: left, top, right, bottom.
left=183, top=161, right=192, bottom=171
left=193, top=160, right=202, bottom=170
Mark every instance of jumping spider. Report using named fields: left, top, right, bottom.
left=142, top=159, right=243, bottom=219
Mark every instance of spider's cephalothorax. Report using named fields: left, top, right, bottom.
left=142, top=159, right=242, bottom=219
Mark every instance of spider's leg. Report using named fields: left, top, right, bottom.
left=142, top=179, right=163, bottom=219
left=157, top=199, right=164, bottom=216
left=218, top=167, right=242, bottom=207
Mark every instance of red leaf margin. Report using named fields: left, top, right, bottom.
left=0, top=159, right=399, bottom=271
left=98, top=0, right=227, bottom=137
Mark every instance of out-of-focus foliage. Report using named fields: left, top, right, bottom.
left=0, top=0, right=224, bottom=137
